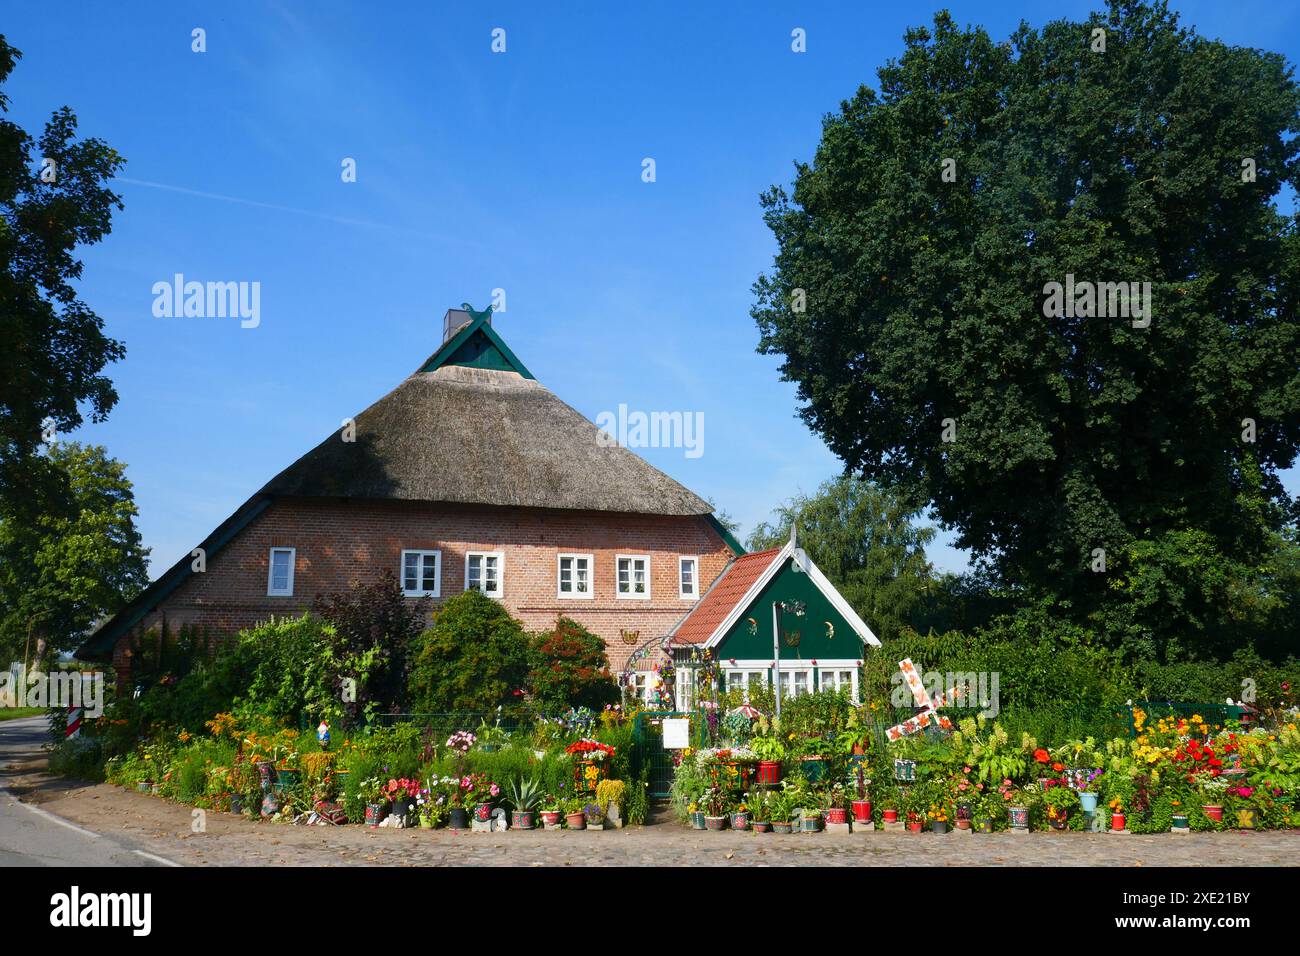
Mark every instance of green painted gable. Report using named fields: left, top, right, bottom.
left=713, top=555, right=867, bottom=663
left=417, top=308, right=535, bottom=379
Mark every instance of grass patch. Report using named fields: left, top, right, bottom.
left=0, top=707, right=47, bottom=722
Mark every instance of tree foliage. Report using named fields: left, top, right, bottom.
left=751, top=2, right=1300, bottom=648
left=747, top=476, right=936, bottom=641
left=0, top=442, right=148, bottom=655
left=0, top=36, right=126, bottom=497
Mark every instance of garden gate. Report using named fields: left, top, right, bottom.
left=633, top=710, right=701, bottom=798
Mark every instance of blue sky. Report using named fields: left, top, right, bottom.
left=5, top=1, right=1299, bottom=578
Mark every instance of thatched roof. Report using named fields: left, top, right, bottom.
left=259, top=363, right=712, bottom=516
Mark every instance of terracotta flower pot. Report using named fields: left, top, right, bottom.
left=1202, top=805, right=1223, bottom=823
left=565, top=812, right=587, bottom=830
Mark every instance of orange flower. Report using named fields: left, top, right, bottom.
left=1034, top=749, right=1049, bottom=763
left=1052, top=762, right=1064, bottom=772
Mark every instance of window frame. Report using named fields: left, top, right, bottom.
left=267, top=547, right=296, bottom=597
left=400, top=548, right=442, bottom=597
left=464, top=550, right=504, bottom=599
left=678, top=555, right=699, bottom=600
left=615, top=554, right=652, bottom=600
left=556, top=552, right=594, bottom=599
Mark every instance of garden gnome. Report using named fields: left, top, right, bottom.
left=317, top=720, right=330, bottom=749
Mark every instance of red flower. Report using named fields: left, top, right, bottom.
left=1034, top=749, right=1050, bottom=764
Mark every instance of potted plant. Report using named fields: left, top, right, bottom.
left=973, top=792, right=999, bottom=832
left=701, top=788, right=728, bottom=830
left=731, top=800, right=751, bottom=831
left=382, top=777, right=420, bottom=827
left=751, top=792, right=772, bottom=832
left=768, top=789, right=799, bottom=833
left=505, top=775, right=542, bottom=830
left=564, top=798, right=587, bottom=830
left=360, top=776, right=386, bottom=828
left=1109, top=797, right=1126, bottom=831
left=1199, top=783, right=1226, bottom=824
left=687, top=801, right=706, bottom=830
left=583, top=800, right=606, bottom=829
left=798, top=737, right=829, bottom=783
left=1044, top=783, right=1078, bottom=831
left=928, top=804, right=950, bottom=834
left=539, top=795, right=563, bottom=829
left=751, top=736, right=785, bottom=785
left=475, top=717, right=511, bottom=753
left=596, top=779, right=627, bottom=826
left=823, top=783, right=848, bottom=825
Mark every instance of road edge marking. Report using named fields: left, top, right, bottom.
left=132, top=849, right=182, bottom=867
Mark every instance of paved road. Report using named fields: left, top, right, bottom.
left=0, top=717, right=171, bottom=866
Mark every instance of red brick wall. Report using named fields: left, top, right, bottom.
left=115, top=497, right=734, bottom=681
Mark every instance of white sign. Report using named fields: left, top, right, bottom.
left=662, top=718, right=690, bottom=749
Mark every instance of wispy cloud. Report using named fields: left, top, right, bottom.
left=114, top=176, right=482, bottom=246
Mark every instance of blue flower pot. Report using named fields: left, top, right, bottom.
left=1079, top=792, right=1098, bottom=813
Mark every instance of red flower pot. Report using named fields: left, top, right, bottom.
left=906, top=821, right=923, bottom=833
left=825, top=807, right=847, bottom=825
left=757, top=760, right=782, bottom=785
left=1202, top=805, right=1223, bottom=823
left=540, top=810, right=562, bottom=828
left=852, top=800, right=872, bottom=823
left=882, top=809, right=898, bottom=823
left=1111, top=812, right=1126, bottom=831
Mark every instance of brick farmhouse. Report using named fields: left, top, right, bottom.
left=77, top=308, right=746, bottom=697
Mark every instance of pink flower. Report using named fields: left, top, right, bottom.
left=490, top=784, right=500, bottom=797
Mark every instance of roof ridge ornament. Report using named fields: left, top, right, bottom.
left=460, top=302, right=494, bottom=324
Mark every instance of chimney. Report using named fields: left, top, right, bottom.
left=442, top=307, right=490, bottom=345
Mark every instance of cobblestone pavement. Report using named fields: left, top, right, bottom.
left=12, top=778, right=1300, bottom=866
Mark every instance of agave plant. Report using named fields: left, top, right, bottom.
left=505, top=775, right=543, bottom=812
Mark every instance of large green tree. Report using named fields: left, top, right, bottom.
left=407, top=591, right=531, bottom=713
left=747, top=476, right=936, bottom=641
left=0, top=36, right=125, bottom=498
left=0, top=442, right=149, bottom=657
left=752, top=2, right=1300, bottom=647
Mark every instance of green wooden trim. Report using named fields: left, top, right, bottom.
left=705, top=513, right=745, bottom=556
left=417, top=308, right=535, bottom=379
left=75, top=496, right=274, bottom=661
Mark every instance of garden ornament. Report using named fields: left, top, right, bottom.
left=884, top=658, right=956, bottom=741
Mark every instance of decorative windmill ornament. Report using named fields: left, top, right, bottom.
left=884, top=658, right=957, bottom=741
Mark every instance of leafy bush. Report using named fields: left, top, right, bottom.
left=527, top=616, right=619, bottom=712
left=407, top=591, right=531, bottom=713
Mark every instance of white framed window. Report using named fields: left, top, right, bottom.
left=627, top=673, right=649, bottom=704
left=557, top=553, right=593, bottom=598
left=818, top=667, right=860, bottom=702
left=678, top=556, right=699, bottom=600
left=401, top=549, right=441, bottom=597
left=675, top=666, right=694, bottom=711
left=721, top=667, right=769, bottom=701
left=267, top=547, right=296, bottom=596
left=465, top=551, right=503, bottom=598
left=616, top=554, right=651, bottom=599
left=777, top=667, right=815, bottom=700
